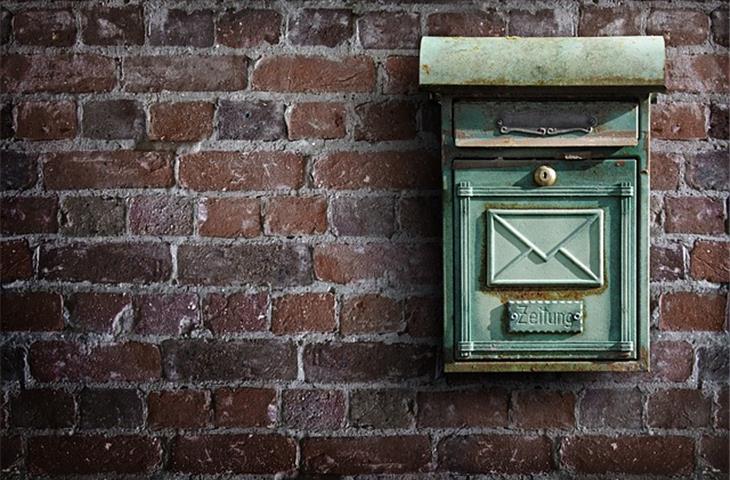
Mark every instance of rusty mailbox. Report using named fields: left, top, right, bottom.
left=420, top=36, right=666, bottom=372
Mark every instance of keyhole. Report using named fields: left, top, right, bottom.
left=542, top=171, right=548, bottom=180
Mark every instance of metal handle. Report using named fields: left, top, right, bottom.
left=496, top=115, right=597, bottom=137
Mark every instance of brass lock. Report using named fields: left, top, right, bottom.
left=534, top=165, right=557, bottom=186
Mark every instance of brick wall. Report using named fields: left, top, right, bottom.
left=0, top=0, right=727, bottom=477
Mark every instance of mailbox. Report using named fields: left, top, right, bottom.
left=420, top=36, right=666, bottom=372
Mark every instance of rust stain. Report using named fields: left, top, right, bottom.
left=421, top=64, right=431, bottom=75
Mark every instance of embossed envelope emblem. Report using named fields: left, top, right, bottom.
left=487, top=209, right=604, bottom=286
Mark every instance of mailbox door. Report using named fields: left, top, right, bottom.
left=453, top=159, right=637, bottom=362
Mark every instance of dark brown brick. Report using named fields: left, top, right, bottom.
left=358, top=12, right=420, bottom=49
left=9, top=389, right=75, bottom=428
left=0, top=8, right=11, bottom=46
left=0, top=435, right=22, bottom=472
left=715, top=387, right=729, bottom=428
left=652, top=102, right=707, bottom=140
left=198, top=198, right=261, bottom=238
left=203, top=292, right=268, bottom=333
left=289, top=9, right=352, bottom=47
left=579, top=6, right=642, bottom=35
left=661, top=292, right=727, bottom=332
left=0, top=291, right=63, bottom=332
left=652, top=340, right=694, bottom=382
left=648, top=9, right=710, bottom=46
left=400, top=196, right=441, bottom=237
left=79, top=389, right=143, bottom=429
left=668, top=53, right=729, bottom=93
left=710, top=103, right=729, bottom=139
left=68, top=292, right=131, bottom=333
left=405, top=296, right=441, bottom=337
left=81, top=6, right=144, bottom=46
left=1, top=240, right=33, bottom=282
left=14, top=9, right=76, bottom=46
left=134, top=294, right=198, bottom=336
left=124, top=56, right=246, bottom=92
left=438, top=435, right=554, bottom=474
left=691, top=240, right=730, bottom=283
left=331, top=196, right=395, bottom=237
left=711, top=8, right=729, bottom=47
left=60, top=196, right=125, bottom=236
left=15, top=101, right=76, bottom=140
left=650, top=152, right=681, bottom=191
left=701, top=434, right=729, bottom=472
left=354, top=100, right=417, bottom=141
left=649, top=389, right=712, bottom=428
left=349, top=389, right=415, bottom=428
left=216, top=9, right=281, bottom=48
left=1, top=151, right=37, bottom=191
left=149, top=101, right=213, bottom=142
left=509, top=9, right=571, bottom=36
left=1, top=345, right=24, bottom=383
left=383, top=56, right=419, bottom=94
left=341, top=294, right=402, bottom=334
left=427, top=11, right=505, bottom=36
left=314, top=151, right=439, bottom=190
left=82, top=99, right=144, bottom=140
left=252, top=55, right=375, bottom=93
left=579, top=388, right=642, bottom=428
left=149, top=9, right=213, bottom=47
left=665, top=196, right=725, bottom=234
left=686, top=150, right=730, bottom=191
left=651, top=243, right=684, bottom=281
left=213, top=388, right=276, bottom=427
left=129, top=195, right=193, bottom=236
left=512, top=390, right=575, bottom=428
left=266, top=196, right=328, bottom=235
left=0, top=196, right=58, bottom=234
left=2, top=54, right=116, bottom=93
left=287, top=102, right=346, bottom=140
left=272, top=292, right=335, bottom=333
left=148, top=390, right=209, bottom=429
left=219, top=100, right=285, bottom=141
left=418, top=389, right=509, bottom=427
left=699, top=344, right=729, bottom=382
left=302, top=436, right=430, bottom=475
left=283, top=389, right=345, bottom=430
left=161, top=339, right=296, bottom=381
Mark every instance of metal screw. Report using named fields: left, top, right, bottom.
left=572, top=312, right=582, bottom=321
left=510, top=312, right=519, bottom=321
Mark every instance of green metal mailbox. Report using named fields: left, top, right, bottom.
left=420, top=36, right=666, bottom=372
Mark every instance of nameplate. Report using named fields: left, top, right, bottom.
left=507, top=300, right=583, bottom=333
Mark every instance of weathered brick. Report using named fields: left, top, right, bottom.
left=383, top=56, right=419, bottom=94
left=213, top=388, right=276, bottom=427
left=40, top=242, right=171, bottom=284
left=68, top=292, right=131, bottom=333
left=43, top=151, right=174, bottom=190
left=30, top=341, right=161, bottom=382
left=331, top=196, right=395, bottom=237
left=349, top=389, right=415, bottom=428
left=668, top=54, right=729, bottom=93
left=129, top=195, right=193, bottom=236
left=405, top=296, right=441, bottom=337
left=400, top=196, right=441, bottom=237
left=1, top=151, right=37, bottom=190
left=652, top=102, right=707, bottom=140
left=0, top=291, right=63, bottom=332
left=149, top=9, right=213, bottom=47
left=715, top=387, right=729, bottom=428
left=302, top=436, right=430, bottom=475
left=651, top=243, right=684, bottom=281
left=178, top=243, right=312, bottom=287
left=272, top=293, right=335, bottom=334
left=283, top=389, right=345, bottom=431
left=711, top=8, right=729, bottom=47
left=652, top=340, right=694, bottom=382
left=341, top=294, right=402, bottom=334
left=161, top=339, right=296, bottom=381
left=649, top=389, right=712, bottom=428
left=579, top=6, right=641, bottom=35
left=710, top=103, right=729, bottom=139
left=0, top=196, right=58, bottom=234
left=14, top=9, right=76, bottom=46
left=686, top=150, right=730, bottom=191
left=203, top=292, right=268, bottom=334
left=0, top=435, right=22, bottom=472
left=650, top=152, right=680, bottom=190
left=354, top=100, right=417, bottom=141
left=2, top=54, right=116, bottom=93
left=314, top=151, right=439, bottom=190
left=124, top=56, right=246, bottom=92
left=252, top=55, right=375, bottom=92
left=1, top=102, right=12, bottom=138
left=0, top=8, right=11, bottom=45
left=438, top=435, right=554, bottom=474
left=218, top=100, right=285, bottom=141
left=287, top=102, right=346, bottom=140
left=148, top=390, right=209, bottom=429
left=289, top=9, right=352, bottom=47
left=179, top=151, right=305, bottom=191
left=82, top=99, right=144, bottom=140
left=512, top=390, right=575, bottom=428
left=1, top=240, right=33, bottom=282
left=15, top=101, right=76, bottom=140
left=701, top=434, right=729, bottom=472
left=691, top=240, right=730, bottom=283
left=1, top=345, right=24, bottom=383
left=149, top=101, right=213, bottom=142
left=216, top=9, right=281, bottom=48
left=266, top=196, right=327, bottom=235
left=80, top=389, right=143, bottom=429
left=304, top=342, right=435, bottom=382
left=358, top=12, right=420, bottom=49
left=169, top=434, right=296, bottom=474
left=60, top=196, right=125, bottom=236
left=427, top=11, right=505, bottom=36
left=28, top=436, right=161, bottom=475
left=579, top=388, right=642, bottom=428
left=509, top=9, right=572, bottom=36
left=665, top=196, right=725, bottom=234
left=648, top=9, right=710, bottom=46
left=133, top=294, right=198, bottom=336
left=81, top=6, right=144, bottom=45
left=698, top=344, right=729, bottom=383
left=9, top=389, right=75, bottom=428
left=661, top=292, right=727, bottom=332
left=418, top=389, right=509, bottom=428
left=198, top=197, right=261, bottom=238
left=562, top=436, right=694, bottom=475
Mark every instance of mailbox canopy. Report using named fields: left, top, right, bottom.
left=419, top=36, right=665, bottom=90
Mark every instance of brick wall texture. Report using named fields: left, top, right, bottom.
left=0, top=0, right=728, bottom=477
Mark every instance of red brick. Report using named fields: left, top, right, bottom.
left=691, top=240, right=730, bottom=282
left=349, top=389, right=415, bottom=428
left=14, top=9, right=76, bottom=46
left=82, top=99, right=144, bottom=140
left=178, top=243, right=312, bottom=287
left=68, top=292, right=131, bottom=333
left=15, top=101, right=76, bottom=140
left=169, top=434, right=296, bottom=474
left=203, top=292, right=268, bottom=333
left=687, top=150, right=730, bottom=191
left=383, top=56, right=419, bottom=94
left=30, top=341, right=161, bottom=382
left=579, top=6, right=642, bottom=35
left=252, top=55, right=375, bottom=93
left=304, top=342, right=435, bottom=382
left=668, top=53, right=729, bottom=93
left=149, top=9, right=213, bottom=47
left=287, top=102, right=346, bottom=140
left=0, top=196, right=58, bottom=234
left=149, top=101, right=213, bottom=141
left=218, top=100, right=285, bottom=141
left=81, top=5, right=144, bottom=46
left=438, top=435, right=554, bottom=474
left=562, top=436, right=694, bottom=475
left=289, top=9, right=352, bottom=47
left=660, top=292, right=727, bottom=332
left=400, top=196, right=441, bottom=237
left=358, top=12, right=420, bottom=49
left=40, top=242, right=171, bottom=284
left=418, top=389, right=509, bottom=428
left=79, top=388, right=143, bottom=429
left=213, top=388, right=276, bottom=427
left=509, top=9, right=572, bottom=36
left=133, top=294, right=198, bottom=335
left=0, top=291, right=63, bottom=332
left=161, top=339, right=296, bottom=381
left=711, top=8, right=729, bottom=47
left=665, top=196, right=725, bottom=234
left=354, top=100, right=417, bottom=141
left=302, top=436, right=430, bottom=475
left=60, top=196, right=126, bottom=236
left=9, top=389, right=75, bottom=428
left=216, top=9, right=281, bottom=48
left=180, top=151, right=304, bottom=191
left=314, top=243, right=439, bottom=284
left=579, top=388, right=642, bottom=428
left=405, top=296, right=441, bottom=337
left=198, top=198, right=261, bottom=238
left=652, top=102, right=707, bottom=140
left=124, top=56, right=246, bottom=92
left=43, top=151, right=173, bottom=190
left=652, top=340, right=694, bottom=382
left=148, top=390, right=209, bottom=429
left=28, top=436, right=161, bottom=475
left=1, top=240, right=33, bottom=282
left=1, top=54, right=116, bottom=93
left=314, top=151, right=439, bottom=190
left=266, top=196, right=327, bottom=235
left=701, top=434, right=729, bottom=472
left=427, top=11, right=505, bottom=36
left=331, top=196, right=395, bottom=237
left=1, top=151, right=37, bottom=190
left=341, top=294, right=402, bottom=334
left=651, top=243, right=684, bottom=281
left=648, top=9, right=710, bottom=46
left=512, top=390, right=575, bottom=428
left=649, top=389, right=712, bottom=428
left=282, top=389, right=345, bottom=430
left=650, top=152, right=680, bottom=190
left=0, top=435, right=22, bottom=472
left=272, top=292, right=335, bottom=334
left=129, top=195, right=193, bottom=236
